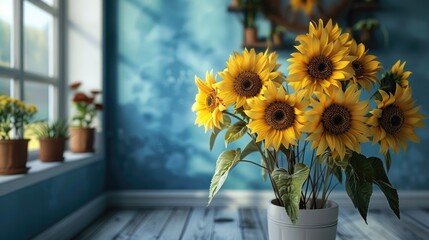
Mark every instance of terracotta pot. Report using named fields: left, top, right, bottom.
left=267, top=199, right=338, bottom=240
left=69, top=128, right=95, bottom=153
left=244, top=28, right=257, bottom=45
left=39, top=138, right=67, bottom=162
left=272, top=33, right=283, bottom=46
left=229, top=0, right=240, bottom=7
left=0, top=139, right=30, bottom=175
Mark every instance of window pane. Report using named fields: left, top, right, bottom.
left=0, top=0, right=13, bottom=67
left=24, top=82, right=50, bottom=150
left=41, top=0, right=54, bottom=7
left=24, top=1, right=53, bottom=76
left=24, top=81, right=49, bottom=121
left=0, top=77, right=10, bottom=96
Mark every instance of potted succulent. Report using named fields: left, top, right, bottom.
left=69, top=82, right=102, bottom=153
left=34, top=120, right=68, bottom=162
left=0, top=96, right=37, bottom=175
left=192, top=19, right=425, bottom=239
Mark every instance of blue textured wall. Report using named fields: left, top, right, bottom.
left=107, top=0, right=429, bottom=190
left=0, top=160, right=105, bottom=239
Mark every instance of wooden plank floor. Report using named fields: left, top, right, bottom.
left=73, top=207, right=429, bottom=240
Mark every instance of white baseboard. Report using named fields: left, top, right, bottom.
left=34, top=190, right=429, bottom=239
left=33, top=194, right=107, bottom=240
left=107, top=190, right=429, bottom=209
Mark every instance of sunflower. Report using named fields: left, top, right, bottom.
left=297, top=19, right=351, bottom=46
left=348, top=39, right=381, bottom=91
left=192, top=71, right=226, bottom=132
left=217, top=49, right=280, bottom=109
left=380, top=60, right=411, bottom=94
left=267, top=50, right=285, bottom=86
left=368, top=85, right=425, bottom=154
left=245, top=82, right=307, bottom=150
left=302, top=85, right=370, bottom=160
left=290, top=0, right=318, bottom=16
left=391, top=60, right=411, bottom=88
left=287, top=29, right=355, bottom=97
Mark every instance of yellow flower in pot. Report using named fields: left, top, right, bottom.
left=0, top=96, right=37, bottom=175
left=33, top=120, right=69, bottom=162
left=192, top=19, right=425, bottom=240
left=69, top=82, right=103, bottom=153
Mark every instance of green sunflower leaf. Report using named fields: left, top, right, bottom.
left=345, top=152, right=373, bottom=224
left=368, top=157, right=400, bottom=219
left=209, top=115, right=231, bottom=151
left=224, top=121, right=247, bottom=146
left=208, top=148, right=241, bottom=205
left=240, top=140, right=260, bottom=159
left=261, top=157, right=267, bottom=181
left=384, top=150, right=391, bottom=172
left=332, top=165, right=343, bottom=184
left=272, top=163, right=309, bottom=224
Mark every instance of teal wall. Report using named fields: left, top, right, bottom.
left=0, top=160, right=105, bottom=240
left=106, top=0, right=429, bottom=190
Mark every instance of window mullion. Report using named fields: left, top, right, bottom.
left=13, top=0, right=24, bottom=99
left=57, top=0, right=66, bottom=120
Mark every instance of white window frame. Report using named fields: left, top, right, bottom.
left=0, top=0, right=66, bottom=156
left=0, top=0, right=66, bottom=119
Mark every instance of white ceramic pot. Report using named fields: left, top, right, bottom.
left=267, top=199, right=339, bottom=240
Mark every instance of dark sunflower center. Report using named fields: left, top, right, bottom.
left=352, top=60, right=364, bottom=77
left=308, top=56, right=333, bottom=80
left=206, top=92, right=216, bottom=111
left=322, top=104, right=352, bottom=135
left=234, top=71, right=263, bottom=97
left=379, top=105, right=405, bottom=135
left=265, top=101, right=295, bottom=130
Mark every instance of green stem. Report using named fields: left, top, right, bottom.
left=246, top=131, right=284, bottom=206
left=321, top=167, right=331, bottom=208
left=224, top=111, right=244, bottom=122
left=240, top=159, right=268, bottom=170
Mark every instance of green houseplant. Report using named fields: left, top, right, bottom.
left=0, top=96, right=37, bottom=174
left=192, top=19, right=425, bottom=239
left=242, top=0, right=261, bottom=45
left=69, top=82, right=102, bottom=153
left=34, top=120, right=68, bottom=162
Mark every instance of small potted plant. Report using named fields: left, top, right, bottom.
left=69, top=82, right=102, bottom=153
left=0, top=96, right=37, bottom=175
left=34, top=120, right=68, bottom=162
left=271, top=25, right=287, bottom=46
left=242, top=0, right=260, bottom=45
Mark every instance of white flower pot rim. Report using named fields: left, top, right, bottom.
left=268, top=199, right=339, bottom=227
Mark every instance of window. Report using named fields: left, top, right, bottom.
left=0, top=0, right=64, bottom=150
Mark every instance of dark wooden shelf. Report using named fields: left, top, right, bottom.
left=243, top=41, right=295, bottom=51
left=351, top=2, right=379, bottom=11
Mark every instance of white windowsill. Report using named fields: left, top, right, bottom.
left=0, top=152, right=102, bottom=197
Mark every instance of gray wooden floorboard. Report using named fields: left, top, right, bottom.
left=239, top=208, right=265, bottom=240
left=75, top=210, right=135, bottom=240
left=75, top=207, right=429, bottom=240
left=114, top=210, right=151, bottom=240
left=130, top=208, right=173, bottom=240
left=212, top=207, right=242, bottom=240
left=159, top=208, right=191, bottom=240
left=180, top=207, right=215, bottom=240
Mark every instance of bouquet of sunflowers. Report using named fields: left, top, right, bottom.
left=192, top=19, right=425, bottom=224
left=0, top=96, right=37, bottom=140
